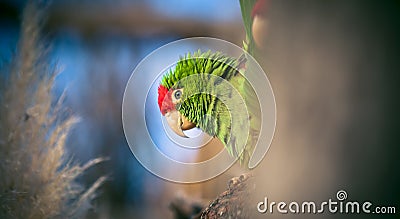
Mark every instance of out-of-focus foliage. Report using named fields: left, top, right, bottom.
left=0, top=2, right=105, bottom=218
left=239, top=0, right=256, bottom=54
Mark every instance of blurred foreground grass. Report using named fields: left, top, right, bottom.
left=0, top=2, right=105, bottom=218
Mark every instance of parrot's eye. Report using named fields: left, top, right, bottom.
left=171, top=89, right=184, bottom=104
left=173, top=90, right=182, bottom=100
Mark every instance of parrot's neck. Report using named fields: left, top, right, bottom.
left=179, top=93, right=223, bottom=137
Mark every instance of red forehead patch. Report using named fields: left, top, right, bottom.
left=158, top=85, right=174, bottom=115
left=158, top=85, right=168, bottom=111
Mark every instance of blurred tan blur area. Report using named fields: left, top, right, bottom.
left=1, top=0, right=399, bottom=218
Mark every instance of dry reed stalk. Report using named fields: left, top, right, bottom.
left=0, top=2, right=106, bottom=218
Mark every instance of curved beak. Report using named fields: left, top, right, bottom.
left=164, top=110, right=195, bottom=138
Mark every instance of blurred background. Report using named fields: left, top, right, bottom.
left=0, top=0, right=399, bottom=218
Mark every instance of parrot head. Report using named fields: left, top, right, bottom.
left=157, top=51, right=241, bottom=138
left=158, top=83, right=195, bottom=137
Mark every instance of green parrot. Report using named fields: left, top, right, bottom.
left=157, top=1, right=263, bottom=166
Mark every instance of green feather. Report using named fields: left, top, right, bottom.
left=160, top=51, right=261, bottom=166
